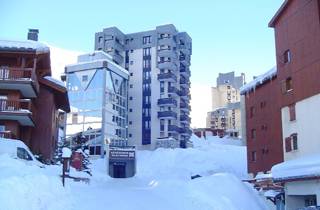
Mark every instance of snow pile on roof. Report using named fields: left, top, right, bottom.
left=0, top=40, right=49, bottom=53
left=255, top=172, right=273, bottom=180
left=240, top=66, right=277, bottom=95
left=272, top=154, right=320, bottom=181
left=264, top=190, right=282, bottom=198
left=44, top=76, right=66, bottom=88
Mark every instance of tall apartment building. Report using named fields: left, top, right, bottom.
left=65, top=51, right=129, bottom=155
left=206, top=72, right=244, bottom=137
left=94, top=24, right=192, bottom=149
left=0, top=30, right=70, bottom=162
left=269, top=0, right=320, bottom=208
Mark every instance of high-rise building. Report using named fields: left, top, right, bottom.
left=206, top=72, right=244, bottom=137
left=65, top=51, right=129, bottom=155
left=94, top=24, right=192, bottom=149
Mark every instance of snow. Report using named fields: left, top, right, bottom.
left=240, top=66, right=277, bottom=95
left=62, top=147, right=72, bottom=158
left=0, top=134, right=268, bottom=210
left=44, top=76, right=66, bottom=88
left=0, top=40, right=49, bottom=53
left=255, top=172, right=273, bottom=180
left=272, top=154, right=320, bottom=181
left=264, top=190, right=281, bottom=198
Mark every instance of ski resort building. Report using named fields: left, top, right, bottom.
left=269, top=0, right=320, bottom=208
left=65, top=51, right=129, bottom=155
left=0, top=30, right=70, bottom=162
left=94, top=24, right=192, bottom=149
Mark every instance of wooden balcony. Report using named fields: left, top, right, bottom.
left=0, top=130, right=15, bottom=139
left=0, top=99, right=34, bottom=126
left=0, top=67, right=39, bottom=98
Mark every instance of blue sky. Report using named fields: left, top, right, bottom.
left=2, top=0, right=283, bottom=85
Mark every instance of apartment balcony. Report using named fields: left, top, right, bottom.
left=180, top=102, right=191, bottom=111
left=179, top=55, right=191, bottom=66
left=168, top=125, right=180, bottom=133
left=0, top=130, right=15, bottom=139
left=168, top=86, right=179, bottom=96
left=180, top=67, right=191, bottom=77
left=157, top=72, right=177, bottom=82
left=0, top=99, right=34, bottom=126
left=157, top=98, right=177, bottom=107
left=178, top=44, right=190, bottom=54
left=156, top=136, right=179, bottom=148
left=179, top=127, right=192, bottom=136
left=157, top=111, right=177, bottom=119
left=180, top=114, right=191, bottom=123
left=0, top=67, right=39, bottom=98
left=179, top=78, right=190, bottom=88
left=158, top=49, right=177, bottom=60
left=157, top=61, right=178, bottom=71
left=158, top=38, right=176, bottom=48
left=112, top=39, right=124, bottom=51
left=110, top=51, right=124, bottom=64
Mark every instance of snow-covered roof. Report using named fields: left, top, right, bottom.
left=0, top=40, right=49, bottom=53
left=264, top=190, right=282, bottom=198
left=272, top=154, right=320, bottom=181
left=255, top=172, right=272, bottom=180
left=44, top=76, right=66, bottom=88
left=240, top=67, right=277, bottom=95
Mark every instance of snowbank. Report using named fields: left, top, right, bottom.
left=0, top=134, right=268, bottom=210
left=272, top=154, right=320, bottom=180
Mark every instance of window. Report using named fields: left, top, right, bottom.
left=129, top=134, right=132, bottom=137
left=130, top=73, right=133, bottom=76
left=251, top=129, right=256, bottom=139
left=130, top=84, right=133, bottom=88
left=99, top=37, right=103, bottom=43
left=89, top=146, right=101, bottom=155
left=129, top=109, right=132, bottom=112
left=251, top=151, right=257, bottom=162
left=260, top=101, right=266, bottom=109
left=249, top=106, right=255, bottom=118
left=143, top=47, right=151, bottom=56
left=291, top=133, right=298, bottom=150
left=17, top=147, right=32, bottom=161
left=72, top=113, right=78, bottom=124
left=115, top=79, right=118, bottom=85
left=285, top=134, right=298, bottom=152
left=130, top=61, right=134, bottom=65
left=82, top=75, right=88, bottom=82
left=283, top=50, right=291, bottom=64
left=289, top=104, right=296, bottom=121
left=129, top=121, right=132, bottom=125
left=282, top=77, right=293, bottom=93
left=129, top=96, right=133, bottom=100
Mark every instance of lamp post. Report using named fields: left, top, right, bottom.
left=62, top=147, right=72, bottom=187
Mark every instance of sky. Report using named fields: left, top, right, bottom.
left=1, top=0, right=284, bottom=127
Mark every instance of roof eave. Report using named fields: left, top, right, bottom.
left=268, top=0, right=291, bottom=28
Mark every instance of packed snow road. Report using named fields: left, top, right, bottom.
left=0, top=135, right=268, bottom=210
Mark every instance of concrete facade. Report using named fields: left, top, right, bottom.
left=206, top=72, right=244, bottom=137
left=95, top=24, right=192, bottom=150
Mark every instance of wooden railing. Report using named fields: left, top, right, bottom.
left=0, top=66, right=39, bottom=93
left=0, top=67, right=32, bottom=80
left=0, top=130, right=14, bottom=139
left=0, top=99, right=32, bottom=112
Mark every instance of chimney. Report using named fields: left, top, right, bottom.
left=27, top=29, right=39, bottom=41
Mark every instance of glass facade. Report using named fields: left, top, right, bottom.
left=66, top=66, right=128, bottom=155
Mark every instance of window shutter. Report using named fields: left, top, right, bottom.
left=289, top=104, right=296, bottom=121
left=285, top=137, right=292, bottom=152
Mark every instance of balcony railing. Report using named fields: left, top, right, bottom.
left=0, top=67, right=32, bottom=80
left=157, top=98, right=177, bottom=106
left=157, top=111, right=177, bottom=119
left=168, top=86, right=179, bottom=95
left=180, top=115, right=191, bottom=122
left=0, top=67, right=39, bottom=94
left=0, top=130, right=14, bottom=139
left=168, top=125, right=180, bottom=133
left=157, top=72, right=177, bottom=82
left=0, top=99, right=32, bottom=112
